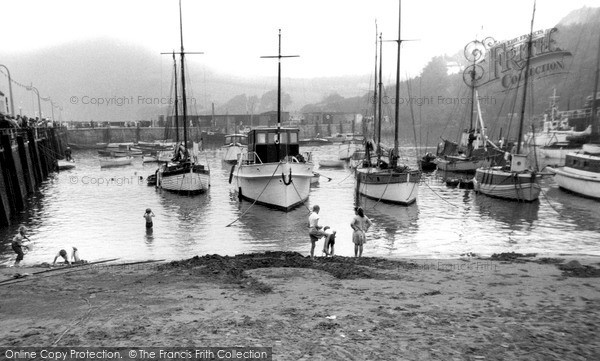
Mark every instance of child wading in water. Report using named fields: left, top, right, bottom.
left=11, top=226, right=30, bottom=267
left=144, top=208, right=155, bottom=228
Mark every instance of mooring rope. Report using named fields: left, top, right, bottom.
left=290, top=174, right=312, bottom=213
left=422, top=178, right=460, bottom=208
left=539, top=186, right=564, bottom=218
left=225, top=162, right=281, bottom=227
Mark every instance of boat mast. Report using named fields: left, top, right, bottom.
left=373, top=20, right=378, bottom=145
left=468, top=60, right=476, bottom=133
left=173, top=51, right=179, bottom=143
left=590, top=31, right=600, bottom=141
left=392, top=0, right=401, bottom=168
left=516, top=0, right=536, bottom=155
left=178, top=0, right=188, bottom=159
left=377, top=32, right=383, bottom=166
left=260, top=29, right=299, bottom=161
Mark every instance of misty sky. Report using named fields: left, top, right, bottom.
left=3, top=0, right=599, bottom=81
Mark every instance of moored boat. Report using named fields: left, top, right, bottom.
left=419, top=152, right=437, bottom=172
left=355, top=2, right=421, bottom=205
left=99, top=156, right=133, bottom=168
left=232, top=127, right=314, bottom=211
left=155, top=0, right=210, bottom=194
left=222, top=133, right=247, bottom=164
left=338, top=136, right=364, bottom=160
left=474, top=8, right=543, bottom=202
left=298, top=137, right=331, bottom=146
left=548, top=34, right=600, bottom=200
left=319, top=159, right=345, bottom=168
left=57, top=160, right=76, bottom=170
left=231, top=30, right=314, bottom=211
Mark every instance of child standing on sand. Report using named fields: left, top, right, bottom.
left=308, top=205, right=327, bottom=258
left=351, top=207, right=372, bottom=257
left=144, top=208, right=155, bottom=228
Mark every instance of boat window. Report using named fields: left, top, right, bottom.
left=289, top=132, right=298, bottom=143
left=268, top=133, right=277, bottom=144
left=225, top=136, right=232, bottom=143
left=256, top=133, right=266, bottom=144
left=280, top=132, right=288, bottom=144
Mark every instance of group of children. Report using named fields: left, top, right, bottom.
left=8, top=226, right=83, bottom=267
left=309, top=204, right=372, bottom=258
left=6, top=208, right=156, bottom=268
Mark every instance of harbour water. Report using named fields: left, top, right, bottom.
left=1, top=144, right=599, bottom=265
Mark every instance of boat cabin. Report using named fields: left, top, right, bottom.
left=224, top=134, right=247, bottom=146
left=247, top=128, right=300, bottom=163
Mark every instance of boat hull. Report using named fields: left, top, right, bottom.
left=232, top=161, right=314, bottom=211
left=338, top=142, right=361, bottom=160
left=548, top=154, right=600, bottom=199
left=473, top=168, right=541, bottom=202
left=356, top=169, right=421, bottom=205
left=222, top=145, right=246, bottom=164
left=99, top=157, right=133, bottom=168
left=158, top=163, right=210, bottom=194
left=57, top=160, right=76, bottom=170
left=434, top=157, right=491, bottom=173
left=537, top=145, right=580, bottom=162
left=319, top=160, right=345, bottom=168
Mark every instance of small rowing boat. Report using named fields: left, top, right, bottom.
left=99, top=156, right=133, bottom=168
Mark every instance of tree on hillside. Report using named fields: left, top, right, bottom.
left=258, top=90, right=292, bottom=113
left=215, top=94, right=261, bottom=114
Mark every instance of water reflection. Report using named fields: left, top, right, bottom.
left=474, top=193, right=540, bottom=229
left=145, top=227, right=154, bottom=245
left=1, top=145, right=599, bottom=265
left=543, top=186, right=600, bottom=233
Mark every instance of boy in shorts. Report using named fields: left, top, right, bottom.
left=322, top=226, right=336, bottom=257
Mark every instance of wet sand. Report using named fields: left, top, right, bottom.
left=1, top=252, right=599, bottom=360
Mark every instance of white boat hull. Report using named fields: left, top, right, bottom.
left=142, top=156, right=158, bottom=163
left=158, top=164, right=210, bottom=194
left=537, top=146, right=580, bottom=162
left=356, top=168, right=420, bottom=205
left=319, top=160, right=345, bottom=168
left=57, top=160, right=76, bottom=170
left=582, top=143, right=600, bottom=155
left=338, top=143, right=361, bottom=160
left=222, top=145, right=246, bottom=164
left=99, top=157, right=133, bottom=168
left=473, top=168, right=541, bottom=202
left=549, top=164, right=600, bottom=200
left=232, top=161, right=314, bottom=211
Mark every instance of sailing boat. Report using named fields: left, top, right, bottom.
left=355, top=1, right=421, bottom=205
left=548, top=31, right=600, bottom=199
left=230, top=30, right=314, bottom=211
left=435, top=42, right=503, bottom=173
left=156, top=0, right=210, bottom=194
left=473, top=3, right=542, bottom=202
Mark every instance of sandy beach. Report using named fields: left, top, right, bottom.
left=1, top=252, right=599, bottom=360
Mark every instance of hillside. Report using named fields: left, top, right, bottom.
left=298, top=6, right=600, bottom=147
left=0, top=39, right=369, bottom=122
